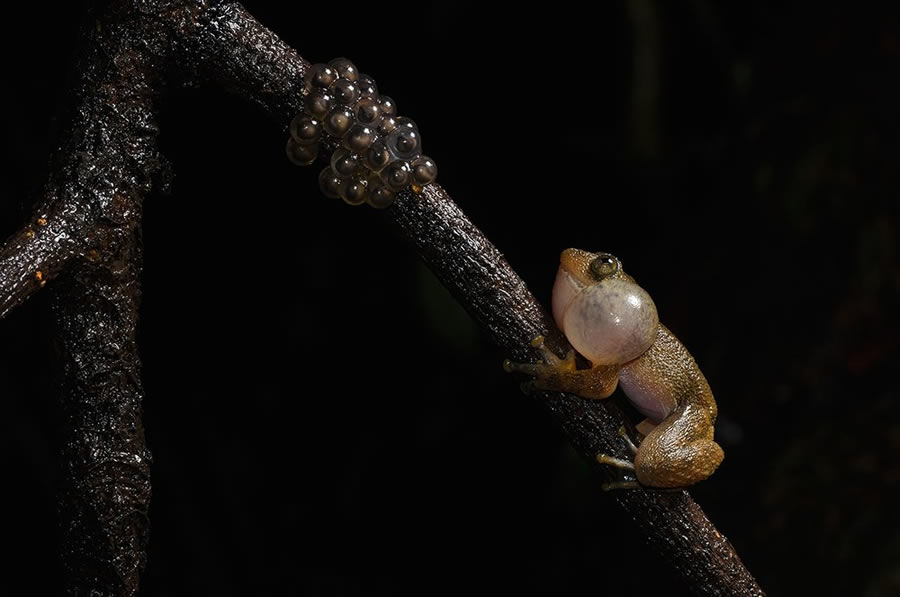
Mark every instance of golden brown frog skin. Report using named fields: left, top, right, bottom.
left=505, top=249, right=723, bottom=489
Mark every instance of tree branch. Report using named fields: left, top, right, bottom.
left=2, top=1, right=173, bottom=593
left=0, top=1, right=765, bottom=594
left=179, top=1, right=309, bottom=122
left=0, top=215, right=76, bottom=319
left=52, top=239, right=151, bottom=596
left=187, top=4, right=765, bottom=596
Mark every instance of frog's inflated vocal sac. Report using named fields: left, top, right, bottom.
left=505, top=249, right=724, bottom=489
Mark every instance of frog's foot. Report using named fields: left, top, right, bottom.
left=503, top=335, right=577, bottom=393
left=503, top=336, right=618, bottom=399
left=597, top=426, right=642, bottom=491
left=503, top=335, right=576, bottom=373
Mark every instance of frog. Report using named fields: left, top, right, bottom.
left=504, top=249, right=724, bottom=489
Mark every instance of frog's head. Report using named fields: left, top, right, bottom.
left=552, top=249, right=632, bottom=325
left=551, top=249, right=659, bottom=366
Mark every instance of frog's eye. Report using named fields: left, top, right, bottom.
left=589, top=253, right=619, bottom=279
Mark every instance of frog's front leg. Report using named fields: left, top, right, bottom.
left=506, top=337, right=647, bottom=490
left=503, top=335, right=620, bottom=399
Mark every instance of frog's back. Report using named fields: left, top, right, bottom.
left=618, top=324, right=717, bottom=425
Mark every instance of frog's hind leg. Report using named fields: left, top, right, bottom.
left=633, top=408, right=724, bottom=488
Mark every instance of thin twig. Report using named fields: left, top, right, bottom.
left=0, top=212, right=75, bottom=319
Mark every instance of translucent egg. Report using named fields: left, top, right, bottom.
left=305, top=91, right=334, bottom=120
left=328, top=57, right=359, bottom=82
left=305, top=63, right=337, bottom=90
left=355, top=98, right=382, bottom=126
left=331, top=78, right=360, bottom=105
left=339, top=176, right=368, bottom=205
left=377, top=116, right=398, bottom=136
left=365, top=140, right=392, bottom=172
left=330, top=149, right=362, bottom=178
left=411, top=156, right=437, bottom=185
left=386, top=125, right=420, bottom=159
left=380, top=160, right=412, bottom=191
left=357, top=74, right=378, bottom=98
left=366, top=177, right=396, bottom=209
left=319, top=168, right=343, bottom=198
left=378, top=96, right=397, bottom=118
left=290, top=114, right=321, bottom=145
left=343, top=125, right=377, bottom=153
left=324, top=106, right=355, bottom=137
left=286, top=138, right=317, bottom=166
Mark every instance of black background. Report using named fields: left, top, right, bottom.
left=2, top=2, right=899, bottom=595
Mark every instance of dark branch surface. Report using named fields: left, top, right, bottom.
left=392, top=186, right=763, bottom=596
left=187, top=4, right=764, bottom=596
left=43, top=10, right=164, bottom=597
left=52, top=238, right=151, bottom=596
left=0, top=212, right=75, bottom=319
left=0, top=1, right=183, bottom=594
left=0, top=1, right=765, bottom=595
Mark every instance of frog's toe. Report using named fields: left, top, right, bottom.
left=503, top=359, right=543, bottom=376
left=596, top=452, right=642, bottom=491
left=519, top=380, right=538, bottom=395
left=596, top=453, right=636, bottom=471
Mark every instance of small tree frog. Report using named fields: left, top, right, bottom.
left=505, top=249, right=724, bottom=489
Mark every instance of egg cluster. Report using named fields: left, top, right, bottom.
left=286, top=57, right=437, bottom=209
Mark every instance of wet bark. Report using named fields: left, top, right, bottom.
left=0, top=1, right=764, bottom=595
